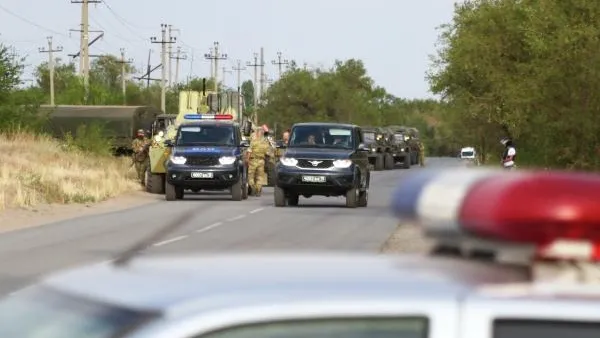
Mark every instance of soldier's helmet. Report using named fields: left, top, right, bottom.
left=136, top=129, right=145, bottom=137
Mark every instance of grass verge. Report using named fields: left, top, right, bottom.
left=0, top=132, right=140, bottom=210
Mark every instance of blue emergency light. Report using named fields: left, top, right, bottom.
left=183, top=114, right=233, bottom=120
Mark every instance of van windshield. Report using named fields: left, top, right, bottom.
left=0, top=286, right=157, bottom=338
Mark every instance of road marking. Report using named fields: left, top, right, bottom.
left=226, top=214, right=246, bottom=222
left=249, top=208, right=264, bottom=214
left=196, top=222, right=223, bottom=234
left=153, top=235, right=188, bottom=247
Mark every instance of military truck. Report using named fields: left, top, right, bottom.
left=40, top=105, right=161, bottom=154
left=361, top=126, right=394, bottom=171
left=145, top=84, right=252, bottom=194
left=405, top=127, right=422, bottom=165
left=384, top=125, right=413, bottom=168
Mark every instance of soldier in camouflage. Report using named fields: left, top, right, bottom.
left=245, top=127, right=272, bottom=196
left=418, top=141, right=425, bottom=167
left=131, top=129, right=150, bottom=184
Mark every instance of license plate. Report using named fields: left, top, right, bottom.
left=301, top=175, right=326, bottom=183
left=191, top=172, right=213, bottom=179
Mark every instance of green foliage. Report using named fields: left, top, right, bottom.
left=62, top=122, right=114, bottom=157
left=428, top=0, right=600, bottom=169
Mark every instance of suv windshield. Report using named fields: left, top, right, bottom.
left=0, top=286, right=156, bottom=338
left=289, top=125, right=354, bottom=149
left=176, top=124, right=235, bottom=146
left=363, top=132, right=376, bottom=144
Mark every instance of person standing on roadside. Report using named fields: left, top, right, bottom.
left=131, top=129, right=150, bottom=185
left=246, top=127, right=272, bottom=196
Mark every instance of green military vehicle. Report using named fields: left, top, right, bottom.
left=384, top=125, right=413, bottom=168
left=361, top=126, right=394, bottom=171
left=145, top=85, right=252, bottom=194
left=405, top=127, right=422, bottom=165
left=39, top=105, right=162, bottom=154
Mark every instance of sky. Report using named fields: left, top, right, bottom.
left=0, top=0, right=459, bottom=99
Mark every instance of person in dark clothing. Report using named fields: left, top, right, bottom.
left=500, top=137, right=516, bottom=170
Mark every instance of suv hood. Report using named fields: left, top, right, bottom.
left=173, top=145, right=239, bottom=157
left=284, top=147, right=353, bottom=160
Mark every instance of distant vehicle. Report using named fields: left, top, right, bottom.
left=1, top=169, right=600, bottom=338
left=361, top=126, right=394, bottom=171
left=162, top=114, right=249, bottom=201
left=274, top=122, right=370, bottom=207
left=384, top=125, right=414, bottom=168
left=460, top=146, right=476, bottom=159
left=39, top=105, right=162, bottom=153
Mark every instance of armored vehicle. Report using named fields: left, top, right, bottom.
left=40, top=105, right=162, bottom=153
left=145, top=83, right=252, bottom=195
left=361, top=126, right=394, bottom=170
left=384, top=125, right=412, bottom=168
left=405, top=126, right=422, bottom=165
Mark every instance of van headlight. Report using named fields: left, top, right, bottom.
left=170, top=155, right=186, bottom=164
left=333, top=159, right=352, bottom=168
left=219, top=156, right=236, bottom=165
left=280, top=157, right=298, bottom=166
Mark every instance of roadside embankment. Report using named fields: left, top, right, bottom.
left=0, top=132, right=140, bottom=211
left=380, top=223, right=434, bottom=254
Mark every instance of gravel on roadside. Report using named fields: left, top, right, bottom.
left=379, top=222, right=434, bottom=254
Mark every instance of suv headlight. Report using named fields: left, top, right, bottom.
left=280, top=157, right=298, bottom=166
left=400, top=148, right=405, bottom=152
left=333, top=159, right=352, bottom=168
left=219, top=156, right=236, bottom=165
left=170, top=155, right=186, bottom=165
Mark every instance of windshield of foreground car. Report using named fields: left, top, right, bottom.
left=176, top=125, right=235, bottom=146
left=0, top=286, right=156, bottom=338
left=288, top=126, right=354, bottom=149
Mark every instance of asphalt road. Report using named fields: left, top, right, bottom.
left=0, top=157, right=462, bottom=295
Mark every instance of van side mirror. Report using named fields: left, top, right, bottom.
left=357, top=143, right=369, bottom=152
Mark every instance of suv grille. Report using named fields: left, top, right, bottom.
left=296, top=159, right=334, bottom=169
left=186, top=156, right=220, bottom=166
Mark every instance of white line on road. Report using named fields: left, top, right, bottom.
left=249, top=208, right=264, bottom=214
left=226, top=215, right=246, bottom=222
left=153, top=235, right=188, bottom=247
left=196, top=222, right=223, bottom=234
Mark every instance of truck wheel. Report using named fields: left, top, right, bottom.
left=165, top=182, right=183, bottom=201
left=384, top=153, right=394, bottom=170
left=145, top=170, right=165, bottom=194
left=242, top=180, right=249, bottom=200
left=346, top=187, right=358, bottom=208
left=287, top=194, right=299, bottom=206
left=231, top=177, right=243, bottom=201
left=274, top=186, right=286, bottom=207
left=403, top=153, right=411, bottom=169
left=374, top=154, right=384, bottom=171
left=358, top=190, right=368, bottom=207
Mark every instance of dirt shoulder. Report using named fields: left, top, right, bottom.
left=0, top=191, right=160, bottom=234
left=380, top=223, right=434, bottom=254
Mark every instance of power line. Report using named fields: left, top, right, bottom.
left=204, top=41, right=227, bottom=93
left=39, top=36, right=63, bottom=106
left=271, top=51, right=289, bottom=77
left=117, top=48, right=133, bottom=105
left=246, top=52, right=260, bottom=124
left=232, top=59, right=246, bottom=117
left=170, top=46, right=186, bottom=85
left=0, top=4, right=70, bottom=38
left=151, top=23, right=175, bottom=112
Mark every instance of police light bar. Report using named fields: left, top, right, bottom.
left=183, top=114, right=233, bottom=120
left=391, top=168, right=600, bottom=262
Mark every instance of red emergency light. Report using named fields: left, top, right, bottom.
left=391, top=169, right=600, bottom=262
left=183, top=114, right=233, bottom=120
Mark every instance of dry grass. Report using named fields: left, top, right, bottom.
left=0, top=132, right=140, bottom=210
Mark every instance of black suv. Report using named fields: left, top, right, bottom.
left=274, top=123, right=370, bottom=208
left=164, top=120, right=249, bottom=201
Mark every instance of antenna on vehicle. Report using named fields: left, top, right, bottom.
left=112, top=209, right=196, bottom=267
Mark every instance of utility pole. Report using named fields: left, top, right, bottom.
left=259, top=47, right=265, bottom=101
left=221, top=67, right=232, bottom=89
left=232, top=59, right=246, bottom=116
left=271, top=51, right=289, bottom=77
left=170, top=46, right=187, bottom=86
left=117, top=48, right=133, bottom=105
left=204, top=42, right=228, bottom=93
left=246, top=53, right=260, bottom=124
left=39, top=36, right=63, bottom=106
left=151, top=23, right=176, bottom=112
left=167, top=25, right=180, bottom=87
left=71, top=0, right=100, bottom=101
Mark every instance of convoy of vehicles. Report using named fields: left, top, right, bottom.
left=162, top=114, right=249, bottom=201
left=361, top=126, right=395, bottom=170
left=385, top=125, right=420, bottom=167
left=274, top=123, right=370, bottom=208
left=1, top=168, right=598, bottom=338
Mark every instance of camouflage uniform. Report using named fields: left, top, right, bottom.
left=132, top=131, right=150, bottom=184
left=247, top=137, right=272, bottom=196
left=418, top=142, right=425, bottom=167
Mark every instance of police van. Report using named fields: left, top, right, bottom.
left=460, top=146, right=476, bottom=159
left=0, top=168, right=599, bottom=337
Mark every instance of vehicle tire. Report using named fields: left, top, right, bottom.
left=345, top=187, right=358, bottom=208
left=145, top=170, right=165, bottom=194
left=165, top=181, right=183, bottom=201
left=374, top=154, right=384, bottom=171
left=287, top=194, right=299, bottom=206
left=403, top=153, right=411, bottom=169
left=242, top=180, right=249, bottom=200
left=274, top=186, right=286, bottom=207
left=384, top=153, right=394, bottom=170
left=231, top=177, right=243, bottom=201
left=358, top=190, right=368, bottom=207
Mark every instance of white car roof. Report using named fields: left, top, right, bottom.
left=461, top=147, right=475, bottom=152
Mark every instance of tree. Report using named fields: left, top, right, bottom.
left=241, top=80, right=254, bottom=111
